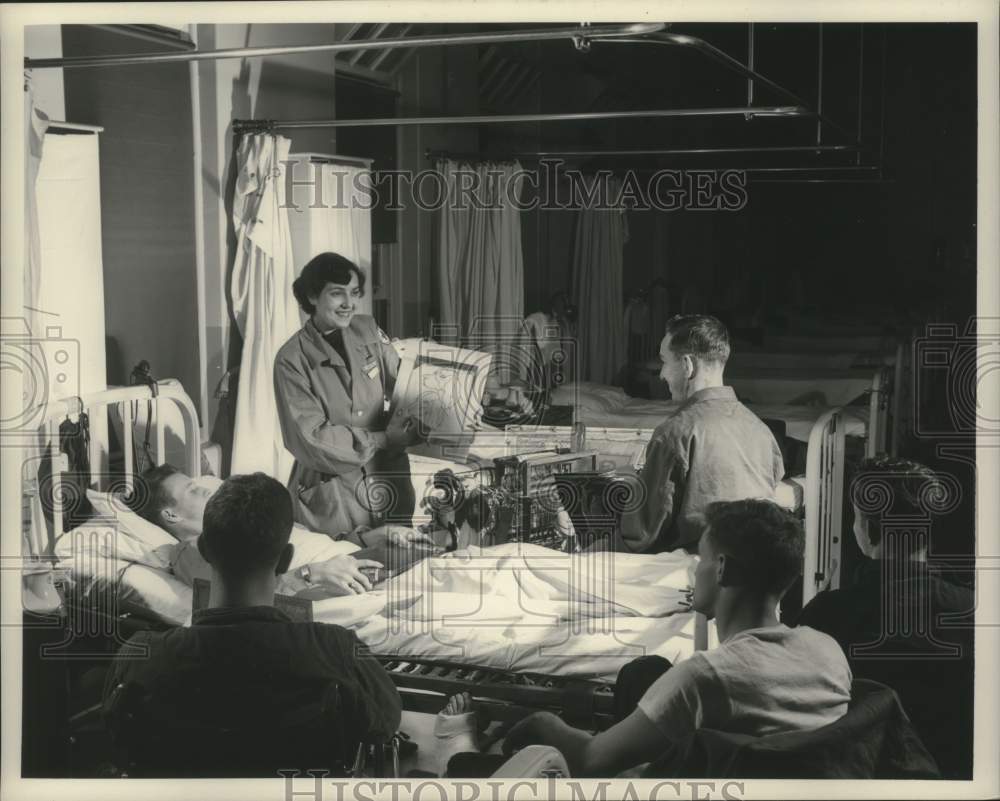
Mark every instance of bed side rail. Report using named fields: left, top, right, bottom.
left=801, top=407, right=847, bottom=605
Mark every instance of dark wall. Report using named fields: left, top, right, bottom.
left=489, top=24, right=977, bottom=331
left=62, top=26, right=201, bottom=413
left=616, top=23, right=977, bottom=329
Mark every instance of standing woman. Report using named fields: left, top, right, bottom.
left=274, top=252, right=421, bottom=538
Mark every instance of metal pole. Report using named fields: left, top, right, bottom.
left=425, top=144, right=859, bottom=161
left=816, top=24, right=824, bottom=145
left=234, top=105, right=806, bottom=132
left=746, top=23, right=755, bottom=119
left=857, top=25, right=865, bottom=166
left=593, top=31, right=860, bottom=146
left=25, top=22, right=665, bottom=70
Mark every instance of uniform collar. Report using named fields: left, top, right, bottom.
left=192, top=605, right=292, bottom=626
left=677, top=385, right=737, bottom=410
left=300, top=318, right=363, bottom=369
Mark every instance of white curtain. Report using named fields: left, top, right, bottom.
left=572, top=178, right=627, bottom=385
left=437, top=160, right=525, bottom=384
left=230, top=133, right=300, bottom=481
left=286, top=155, right=373, bottom=317
left=23, top=78, right=49, bottom=567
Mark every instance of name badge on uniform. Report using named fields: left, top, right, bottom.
left=364, top=358, right=380, bottom=380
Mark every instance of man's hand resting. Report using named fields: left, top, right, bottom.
left=309, top=554, right=384, bottom=595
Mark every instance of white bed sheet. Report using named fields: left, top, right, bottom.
left=54, top=535, right=697, bottom=681
left=579, top=403, right=867, bottom=444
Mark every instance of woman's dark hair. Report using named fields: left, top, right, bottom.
left=292, top=252, right=366, bottom=315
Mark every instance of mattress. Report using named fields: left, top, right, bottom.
left=549, top=382, right=867, bottom=443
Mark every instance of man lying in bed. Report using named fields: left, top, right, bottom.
left=134, top=464, right=437, bottom=597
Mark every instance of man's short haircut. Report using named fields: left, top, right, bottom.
left=292, top=252, right=366, bottom=315
left=851, top=456, right=944, bottom=554
left=703, top=498, right=804, bottom=595
left=201, top=473, right=293, bottom=573
left=132, top=463, right=181, bottom=524
left=664, top=314, right=731, bottom=365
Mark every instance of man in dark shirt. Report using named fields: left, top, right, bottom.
left=797, top=456, right=974, bottom=778
left=617, top=315, right=785, bottom=553
left=104, top=472, right=402, bottom=771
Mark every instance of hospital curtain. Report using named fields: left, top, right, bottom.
left=571, top=178, right=627, bottom=384
left=285, top=155, right=373, bottom=318
left=22, top=77, right=59, bottom=611
left=437, top=160, right=525, bottom=384
left=230, top=133, right=300, bottom=482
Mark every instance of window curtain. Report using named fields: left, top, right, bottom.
left=572, top=178, right=627, bottom=384
left=437, top=160, right=525, bottom=384
left=230, top=133, right=300, bottom=481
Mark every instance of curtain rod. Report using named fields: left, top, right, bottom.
left=24, top=22, right=664, bottom=70
left=288, top=152, right=374, bottom=168
left=425, top=144, right=860, bottom=161
left=593, top=30, right=861, bottom=150
left=233, top=106, right=806, bottom=133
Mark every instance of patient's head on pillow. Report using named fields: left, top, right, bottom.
left=198, top=473, right=294, bottom=579
left=133, top=464, right=223, bottom=542
left=692, top=499, right=803, bottom=619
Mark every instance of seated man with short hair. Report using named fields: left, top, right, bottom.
left=105, top=473, right=402, bottom=759
left=616, top=315, right=785, bottom=553
left=796, top=456, right=975, bottom=779
left=135, top=464, right=435, bottom=596
left=495, top=499, right=851, bottom=777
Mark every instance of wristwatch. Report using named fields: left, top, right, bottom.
left=297, top=564, right=313, bottom=585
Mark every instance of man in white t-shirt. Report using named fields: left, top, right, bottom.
left=502, top=498, right=852, bottom=777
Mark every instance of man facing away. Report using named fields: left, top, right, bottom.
left=617, top=315, right=785, bottom=553
left=797, top=456, right=975, bottom=778
left=105, top=472, right=402, bottom=758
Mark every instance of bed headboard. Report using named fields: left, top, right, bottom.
left=24, top=379, right=201, bottom=560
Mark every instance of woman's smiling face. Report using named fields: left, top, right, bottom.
left=311, top=273, right=361, bottom=331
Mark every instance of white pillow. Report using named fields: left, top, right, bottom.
left=550, top=381, right=629, bottom=413
left=78, top=489, right=179, bottom=568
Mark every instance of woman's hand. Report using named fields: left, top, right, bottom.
left=308, top=554, right=384, bottom=596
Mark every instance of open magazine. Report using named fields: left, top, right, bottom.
left=388, top=341, right=492, bottom=461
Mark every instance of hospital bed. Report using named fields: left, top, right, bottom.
left=23, top=381, right=706, bottom=742
left=481, top=409, right=846, bottom=605
left=606, top=349, right=892, bottom=458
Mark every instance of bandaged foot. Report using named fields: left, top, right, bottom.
left=434, top=691, right=479, bottom=775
